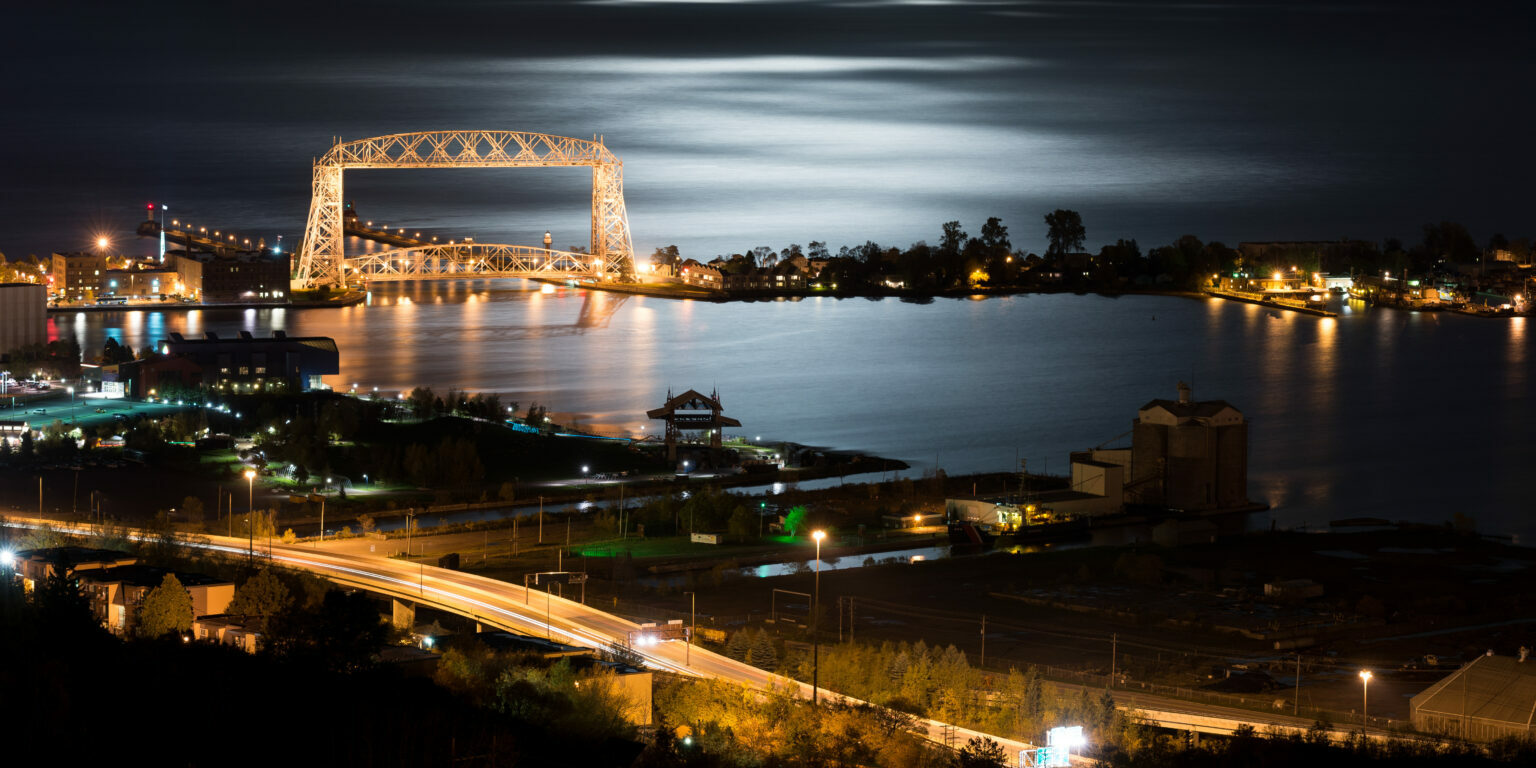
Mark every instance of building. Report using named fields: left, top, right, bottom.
left=722, top=263, right=809, bottom=291
left=1411, top=653, right=1536, bottom=741
left=102, top=267, right=183, bottom=299
left=191, top=615, right=262, bottom=653
left=120, top=330, right=339, bottom=396
left=646, top=388, right=741, bottom=463
left=76, top=565, right=234, bottom=636
left=0, top=282, right=47, bottom=354
left=11, top=547, right=138, bottom=592
left=50, top=251, right=109, bottom=302
left=947, top=383, right=1252, bottom=525
left=172, top=250, right=290, bottom=303
left=678, top=259, right=722, bottom=289
left=1127, top=382, right=1248, bottom=511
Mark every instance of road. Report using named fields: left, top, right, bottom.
left=4, top=517, right=1043, bottom=763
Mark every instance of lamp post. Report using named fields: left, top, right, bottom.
left=244, top=469, right=256, bottom=563
left=683, top=590, right=696, bottom=667
left=67, top=386, right=74, bottom=424
left=405, top=510, right=417, bottom=559
left=812, top=529, right=826, bottom=705
left=1359, top=670, right=1373, bottom=724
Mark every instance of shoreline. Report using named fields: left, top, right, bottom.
left=46, top=291, right=367, bottom=313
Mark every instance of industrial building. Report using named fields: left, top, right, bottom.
left=948, top=383, right=1251, bottom=527
left=0, top=282, right=47, bottom=354
left=1410, top=653, right=1536, bottom=741
left=171, top=250, right=290, bottom=303
left=1127, top=382, right=1249, bottom=511
left=117, top=330, right=338, bottom=396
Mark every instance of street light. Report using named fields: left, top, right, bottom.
left=405, top=510, right=417, bottom=559
left=244, top=469, right=256, bottom=562
left=812, top=529, right=826, bottom=705
left=67, top=386, right=74, bottom=424
left=1359, top=670, right=1373, bottom=723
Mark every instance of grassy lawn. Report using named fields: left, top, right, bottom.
left=574, top=533, right=803, bottom=560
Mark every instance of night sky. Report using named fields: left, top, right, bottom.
left=3, top=0, right=1532, bottom=259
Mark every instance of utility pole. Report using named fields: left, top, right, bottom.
left=980, top=615, right=987, bottom=669
left=513, top=516, right=518, bottom=556
left=1295, top=654, right=1302, bottom=716
left=406, top=511, right=416, bottom=559
left=1110, top=633, right=1118, bottom=689
left=538, top=496, right=544, bottom=544
left=566, top=517, right=571, bottom=547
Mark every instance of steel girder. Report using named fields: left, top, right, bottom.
left=344, top=244, right=611, bottom=282
left=294, top=131, right=635, bottom=288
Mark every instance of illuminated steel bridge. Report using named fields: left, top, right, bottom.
left=295, top=130, right=635, bottom=288
left=344, top=243, right=612, bottom=283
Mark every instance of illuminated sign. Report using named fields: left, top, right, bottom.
left=1022, top=726, right=1084, bottom=768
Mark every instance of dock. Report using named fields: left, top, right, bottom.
left=1204, top=288, right=1337, bottom=317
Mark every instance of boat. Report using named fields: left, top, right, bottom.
left=948, top=520, right=995, bottom=546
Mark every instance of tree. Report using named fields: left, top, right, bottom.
left=228, top=568, right=291, bottom=632
left=1044, top=209, right=1086, bottom=256
left=499, top=481, right=517, bottom=503
left=727, top=505, right=755, bottom=542
left=651, top=245, right=682, bottom=272
left=407, top=386, right=436, bottom=419
left=783, top=506, right=809, bottom=536
left=940, top=221, right=968, bottom=255
left=978, top=217, right=1011, bottom=257
left=265, top=589, right=389, bottom=672
left=726, top=629, right=753, bottom=661
left=180, top=496, right=205, bottom=528
left=138, top=573, right=194, bottom=638
left=747, top=631, right=778, bottom=669
left=953, top=736, right=1006, bottom=768
left=101, top=337, right=135, bottom=365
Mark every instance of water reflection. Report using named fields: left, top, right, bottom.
left=48, top=285, right=1536, bottom=539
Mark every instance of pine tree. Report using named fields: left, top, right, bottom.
left=747, top=631, right=778, bottom=669
left=726, top=628, right=753, bottom=661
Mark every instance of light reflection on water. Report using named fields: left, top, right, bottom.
left=53, top=283, right=1536, bottom=541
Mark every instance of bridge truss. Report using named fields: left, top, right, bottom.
left=294, top=131, right=635, bottom=287
left=345, top=243, right=610, bottom=282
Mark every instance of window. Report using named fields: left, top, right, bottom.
left=238, top=366, right=249, bottom=376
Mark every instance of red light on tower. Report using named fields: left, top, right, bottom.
left=147, top=203, right=154, bottom=221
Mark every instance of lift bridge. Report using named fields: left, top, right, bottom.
left=293, top=131, right=635, bottom=289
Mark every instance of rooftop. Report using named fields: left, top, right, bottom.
left=75, top=565, right=231, bottom=589
left=1412, top=654, right=1536, bottom=726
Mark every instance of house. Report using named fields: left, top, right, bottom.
left=11, top=547, right=137, bottom=592
left=75, top=565, right=234, bottom=636
left=191, top=614, right=262, bottom=653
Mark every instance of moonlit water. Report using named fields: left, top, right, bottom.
left=52, top=285, right=1536, bottom=542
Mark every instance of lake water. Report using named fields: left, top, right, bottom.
left=49, top=283, right=1536, bottom=542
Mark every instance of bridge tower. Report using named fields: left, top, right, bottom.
left=294, top=131, right=635, bottom=288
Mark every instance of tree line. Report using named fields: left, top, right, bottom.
left=649, top=212, right=1531, bottom=294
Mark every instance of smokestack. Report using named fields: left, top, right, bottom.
left=1177, top=381, right=1192, bottom=404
